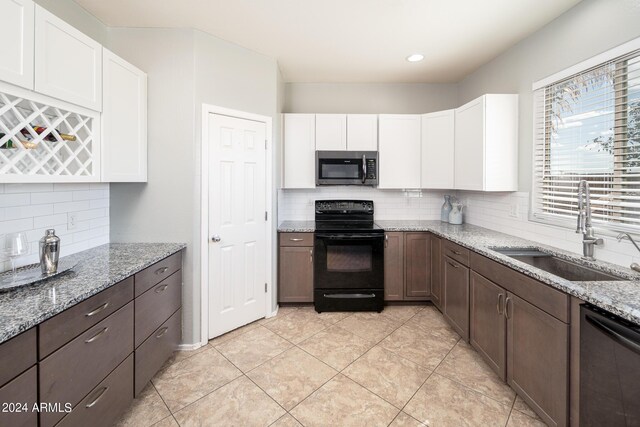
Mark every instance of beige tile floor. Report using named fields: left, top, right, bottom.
left=116, top=305, right=548, bottom=427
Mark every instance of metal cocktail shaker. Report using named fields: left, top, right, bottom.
left=39, top=229, right=60, bottom=274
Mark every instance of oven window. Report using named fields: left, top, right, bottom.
left=321, top=163, right=360, bottom=179
left=326, top=245, right=372, bottom=272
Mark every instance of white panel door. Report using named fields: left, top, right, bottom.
left=101, top=49, right=147, bottom=182
left=283, top=113, right=315, bottom=188
left=0, top=0, right=34, bottom=89
left=347, top=114, right=377, bottom=151
left=378, top=114, right=421, bottom=189
left=455, top=97, right=485, bottom=191
left=422, top=110, right=454, bottom=189
left=315, top=114, right=346, bottom=150
left=35, top=5, right=102, bottom=111
left=208, top=113, right=267, bottom=338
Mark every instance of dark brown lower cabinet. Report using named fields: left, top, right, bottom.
left=0, top=366, right=37, bottom=427
left=470, top=272, right=506, bottom=379
left=384, top=232, right=404, bottom=301
left=57, top=355, right=134, bottom=427
left=443, top=255, right=470, bottom=340
left=278, top=246, right=313, bottom=302
left=430, top=235, right=442, bottom=309
left=507, top=292, right=569, bottom=427
left=404, top=232, right=431, bottom=299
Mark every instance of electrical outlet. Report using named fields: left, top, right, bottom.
left=68, top=213, right=78, bottom=230
left=509, top=204, right=520, bottom=218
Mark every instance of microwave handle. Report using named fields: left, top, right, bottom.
left=362, top=154, right=367, bottom=184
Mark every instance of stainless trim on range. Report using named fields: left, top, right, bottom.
left=316, top=151, right=378, bottom=186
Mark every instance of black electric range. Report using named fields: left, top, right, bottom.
left=313, top=200, right=384, bottom=313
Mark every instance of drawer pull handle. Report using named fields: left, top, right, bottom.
left=446, top=260, right=458, bottom=269
left=289, top=238, right=304, bottom=242
left=85, top=302, right=109, bottom=317
left=156, top=327, right=169, bottom=339
left=155, top=267, right=169, bottom=275
left=85, top=327, right=109, bottom=343
left=155, top=284, right=169, bottom=293
left=85, top=387, right=109, bottom=408
left=452, top=250, right=462, bottom=255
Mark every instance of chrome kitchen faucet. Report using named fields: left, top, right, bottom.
left=576, top=180, right=603, bottom=260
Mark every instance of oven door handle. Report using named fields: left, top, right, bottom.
left=315, top=233, right=383, bottom=240
left=585, top=314, right=640, bottom=355
left=323, top=293, right=377, bottom=299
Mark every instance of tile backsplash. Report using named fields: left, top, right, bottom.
left=279, top=187, right=636, bottom=269
left=458, top=191, right=638, bottom=268
left=278, top=188, right=452, bottom=221
left=0, top=183, right=109, bottom=272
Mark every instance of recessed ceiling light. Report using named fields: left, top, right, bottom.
left=406, top=54, right=424, bottom=63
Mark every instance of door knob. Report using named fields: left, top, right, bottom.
left=211, top=235, right=221, bottom=242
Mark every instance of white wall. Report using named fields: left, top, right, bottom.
left=284, top=83, right=458, bottom=114
left=0, top=183, right=109, bottom=271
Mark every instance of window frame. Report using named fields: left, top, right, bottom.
left=530, top=36, right=640, bottom=236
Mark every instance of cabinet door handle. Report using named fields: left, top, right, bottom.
left=155, top=266, right=169, bottom=275
left=385, top=234, right=388, bottom=248
left=156, top=327, right=169, bottom=339
left=496, top=294, right=504, bottom=315
left=446, top=260, right=458, bottom=269
left=505, top=297, right=513, bottom=319
left=85, top=301, right=109, bottom=317
left=85, top=387, right=109, bottom=408
left=155, top=284, right=169, bottom=293
left=85, top=327, right=109, bottom=344
left=310, top=249, right=313, bottom=263
left=289, top=238, right=304, bottom=242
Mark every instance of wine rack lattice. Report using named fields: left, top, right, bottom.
left=0, top=88, right=99, bottom=181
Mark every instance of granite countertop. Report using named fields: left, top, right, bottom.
left=0, top=243, right=186, bottom=345
left=279, top=219, right=640, bottom=325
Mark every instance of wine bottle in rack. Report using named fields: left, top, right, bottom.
left=0, top=132, right=16, bottom=149
left=20, top=126, right=77, bottom=142
left=0, top=133, right=38, bottom=149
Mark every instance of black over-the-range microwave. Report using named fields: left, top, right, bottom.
left=315, top=151, right=378, bottom=186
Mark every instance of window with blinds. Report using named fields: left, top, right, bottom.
left=532, top=48, right=640, bottom=232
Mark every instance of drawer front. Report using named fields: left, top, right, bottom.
left=135, top=251, right=182, bottom=297
left=40, top=302, right=134, bottom=427
left=39, top=277, right=133, bottom=358
left=443, top=239, right=470, bottom=266
left=56, top=354, right=134, bottom=427
left=470, top=252, right=569, bottom=323
left=0, top=328, right=36, bottom=387
left=279, top=232, right=313, bottom=247
left=135, top=270, right=182, bottom=348
left=0, top=366, right=37, bottom=427
left=135, top=308, right=181, bottom=396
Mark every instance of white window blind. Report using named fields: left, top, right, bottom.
left=532, top=48, right=640, bottom=232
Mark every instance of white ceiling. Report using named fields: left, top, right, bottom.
left=75, top=0, right=582, bottom=83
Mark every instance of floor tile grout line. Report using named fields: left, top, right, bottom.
left=149, top=381, right=174, bottom=423
left=243, top=373, right=292, bottom=418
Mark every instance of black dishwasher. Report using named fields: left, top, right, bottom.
left=580, top=304, right=640, bottom=426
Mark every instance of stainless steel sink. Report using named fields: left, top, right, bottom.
left=490, top=248, right=625, bottom=282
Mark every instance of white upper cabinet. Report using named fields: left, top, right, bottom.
left=347, top=114, right=377, bottom=151
left=283, top=114, right=315, bottom=188
left=0, top=0, right=34, bottom=90
left=378, top=114, right=421, bottom=189
left=315, top=114, right=346, bottom=150
left=102, top=49, right=147, bottom=182
left=421, top=110, right=454, bottom=189
left=34, top=5, right=102, bottom=111
left=454, top=94, right=518, bottom=191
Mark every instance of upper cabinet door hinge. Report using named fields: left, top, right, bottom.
left=265, top=139, right=268, bottom=150
left=264, top=283, right=268, bottom=293
left=265, top=211, right=268, bottom=221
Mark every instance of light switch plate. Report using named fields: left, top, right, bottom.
left=509, top=204, right=519, bottom=218
left=68, top=213, right=78, bottom=230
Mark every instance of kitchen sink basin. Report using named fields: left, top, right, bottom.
left=490, top=248, right=625, bottom=282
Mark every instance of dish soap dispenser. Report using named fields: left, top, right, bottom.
left=39, top=229, right=60, bottom=274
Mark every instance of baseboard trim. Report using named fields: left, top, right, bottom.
left=177, top=342, right=205, bottom=351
